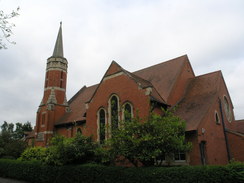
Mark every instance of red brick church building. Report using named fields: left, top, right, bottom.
left=34, top=24, right=244, bottom=165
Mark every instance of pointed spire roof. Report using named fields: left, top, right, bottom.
left=52, top=22, right=64, bottom=57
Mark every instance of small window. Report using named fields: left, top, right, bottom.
left=60, top=80, right=63, bottom=88
left=124, top=103, right=133, bottom=122
left=61, top=71, right=64, bottom=79
left=45, top=72, right=49, bottom=88
left=215, top=111, right=220, bottom=124
left=41, top=114, right=46, bottom=125
left=77, top=128, right=82, bottom=134
left=45, top=80, right=48, bottom=88
left=174, top=152, right=186, bottom=161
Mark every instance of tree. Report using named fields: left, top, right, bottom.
left=0, top=121, right=32, bottom=159
left=1, top=121, right=14, bottom=133
left=108, top=110, right=192, bottom=166
left=0, top=7, right=19, bottom=49
left=13, top=121, right=32, bottom=139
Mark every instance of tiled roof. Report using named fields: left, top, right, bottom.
left=175, top=71, right=221, bottom=131
left=56, top=84, right=98, bottom=125
left=134, top=55, right=188, bottom=103
left=56, top=55, right=201, bottom=126
left=233, top=120, right=244, bottom=134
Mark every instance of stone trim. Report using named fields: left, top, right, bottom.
left=145, top=87, right=152, bottom=95
left=45, top=87, right=65, bottom=91
left=46, top=58, right=68, bottom=71
left=47, top=88, right=57, bottom=104
left=46, top=68, right=67, bottom=72
left=103, top=71, right=123, bottom=81
left=226, top=129, right=244, bottom=137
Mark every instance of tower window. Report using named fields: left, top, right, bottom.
left=60, top=71, right=64, bottom=88
left=60, top=80, right=63, bottom=88
left=45, top=80, right=48, bottom=88
left=41, top=113, right=46, bottom=125
left=45, top=72, right=49, bottom=88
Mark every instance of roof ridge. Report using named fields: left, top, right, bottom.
left=195, top=70, right=222, bottom=78
left=133, top=54, right=188, bottom=73
left=165, top=56, right=188, bottom=103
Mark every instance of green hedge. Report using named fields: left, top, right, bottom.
left=0, top=159, right=243, bottom=183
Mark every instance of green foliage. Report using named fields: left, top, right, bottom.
left=94, top=145, right=112, bottom=165
left=108, top=110, right=192, bottom=166
left=0, top=159, right=243, bottom=183
left=19, top=134, right=99, bottom=166
left=0, top=121, right=33, bottom=159
left=0, top=121, right=33, bottom=140
left=1, top=121, right=14, bottom=133
left=0, top=131, right=27, bottom=159
left=13, top=121, right=32, bottom=139
left=3, top=140, right=27, bottom=159
left=18, top=147, right=47, bottom=162
left=45, top=134, right=97, bottom=166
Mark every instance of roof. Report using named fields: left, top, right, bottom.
left=134, top=55, right=189, bottom=103
left=55, top=55, right=200, bottom=125
left=56, top=84, right=98, bottom=125
left=175, top=71, right=221, bottom=131
left=233, top=120, right=244, bottom=134
left=87, top=60, right=167, bottom=105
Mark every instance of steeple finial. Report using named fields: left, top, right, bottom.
left=52, top=22, right=63, bottom=57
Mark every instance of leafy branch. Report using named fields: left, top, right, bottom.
left=0, top=7, right=19, bottom=49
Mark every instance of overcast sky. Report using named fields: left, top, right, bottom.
left=0, top=0, right=244, bottom=127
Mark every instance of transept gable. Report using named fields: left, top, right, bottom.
left=87, top=60, right=166, bottom=105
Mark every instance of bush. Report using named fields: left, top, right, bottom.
left=108, top=111, right=192, bottom=166
left=0, top=131, right=27, bottom=159
left=0, top=159, right=243, bottom=183
left=19, top=146, right=47, bottom=162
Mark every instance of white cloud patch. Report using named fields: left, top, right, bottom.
left=0, top=0, right=244, bottom=126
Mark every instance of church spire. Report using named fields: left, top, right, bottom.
left=52, top=22, right=63, bottom=57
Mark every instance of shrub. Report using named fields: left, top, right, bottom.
left=19, top=146, right=47, bottom=162
left=45, top=134, right=98, bottom=166
left=0, top=159, right=243, bottom=183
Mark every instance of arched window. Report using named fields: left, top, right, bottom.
left=110, top=95, right=119, bottom=131
left=77, top=128, right=82, bottom=134
left=215, top=111, right=220, bottom=124
left=123, top=103, right=133, bottom=122
left=223, top=96, right=232, bottom=122
left=99, top=109, right=106, bottom=143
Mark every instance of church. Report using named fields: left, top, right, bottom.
left=33, top=24, right=244, bottom=165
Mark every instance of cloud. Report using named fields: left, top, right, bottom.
left=0, top=0, right=244, bottom=126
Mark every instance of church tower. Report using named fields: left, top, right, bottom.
left=35, top=23, right=70, bottom=146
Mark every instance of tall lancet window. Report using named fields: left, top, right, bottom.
left=110, top=95, right=119, bottom=131
left=99, top=109, right=106, bottom=143
left=123, top=103, right=133, bottom=122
